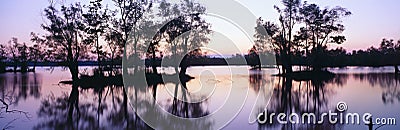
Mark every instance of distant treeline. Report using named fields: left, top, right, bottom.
left=2, top=38, right=399, bottom=69
left=287, top=43, right=400, bottom=68
left=1, top=61, right=121, bottom=67
left=271, top=38, right=400, bottom=74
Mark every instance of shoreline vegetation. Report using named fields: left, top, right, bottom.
left=1, top=59, right=399, bottom=70
left=1, top=53, right=399, bottom=73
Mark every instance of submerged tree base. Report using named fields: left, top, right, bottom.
left=274, top=70, right=335, bottom=81
left=59, top=72, right=195, bottom=89
left=59, top=74, right=123, bottom=89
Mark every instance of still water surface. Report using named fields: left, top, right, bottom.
left=0, top=66, right=399, bottom=130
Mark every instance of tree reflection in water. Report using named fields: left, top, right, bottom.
left=34, top=69, right=152, bottom=130
left=35, top=69, right=213, bottom=130
left=35, top=85, right=154, bottom=129
left=251, top=71, right=348, bottom=130
left=352, top=73, right=400, bottom=104
left=0, top=73, right=42, bottom=105
left=168, top=82, right=210, bottom=119
left=2, top=68, right=400, bottom=129
left=0, top=73, right=41, bottom=128
left=126, top=69, right=214, bottom=129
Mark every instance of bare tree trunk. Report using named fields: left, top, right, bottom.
left=32, top=61, right=37, bottom=72
left=110, top=51, right=114, bottom=76
left=96, top=36, right=101, bottom=69
left=282, top=52, right=292, bottom=74
left=122, top=87, right=128, bottom=125
left=69, top=62, right=79, bottom=83
left=179, top=55, right=189, bottom=75
left=67, top=41, right=79, bottom=83
left=312, top=45, right=323, bottom=72
left=67, top=85, right=79, bottom=124
left=13, top=62, right=17, bottom=73
left=277, top=65, right=281, bottom=74
left=257, top=54, right=261, bottom=70
left=21, top=62, right=28, bottom=73
left=152, top=49, right=158, bottom=74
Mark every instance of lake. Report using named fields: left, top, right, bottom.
left=0, top=66, right=399, bottom=130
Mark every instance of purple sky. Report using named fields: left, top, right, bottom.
left=0, top=0, right=399, bottom=54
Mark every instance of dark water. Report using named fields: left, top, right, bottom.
left=0, top=66, right=399, bottom=130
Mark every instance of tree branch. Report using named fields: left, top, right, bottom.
left=0, top=99, right=31, bottom=119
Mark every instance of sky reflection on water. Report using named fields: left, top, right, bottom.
left=0, top=66, right=399, bottom=130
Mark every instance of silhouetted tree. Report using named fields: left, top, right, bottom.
left=158, top=0, right=207, bottom=73
left=110, top=0, right=153, bottom=73
left=379, top=38, right=400, bottom=73
left=6, top=38, right=20, bottom=72
left=152, top=0, right=211, bottom=75
left=247, top=45, right=261, bottom=69
left=253, top=18, right=279, bottom=70
left=124, top=2, right=157, bottom=72
left=323, top=47, right=348, bottom=67
left=254, top=18, right=275, bottom=53
left=256, top=1, right=351, bottom=73
left=255, top=0, right=301, bottom=74
left=104, top=27, right=123, bottom=73
left=176, top=0, right=211, bottom=55
left=4, top=38, right=29, bottom=72
left=31, top=32, right=55, bottom=64
left=83, top=0, right=109, bottom=68
left=297, top=2, right=351, bottom=71
left=17, top=43, right=29, bottom=73
left=39, top=1, right=89, bottom=82
left=273, top=0, right=302, bottom=73
left=28, top=44, right=44, bottom=72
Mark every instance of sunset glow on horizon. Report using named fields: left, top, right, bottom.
left=1, top=0, right=399, bottom=54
